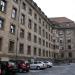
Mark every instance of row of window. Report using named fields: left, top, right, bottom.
left=0, top=37, right=51, bottom=57
left=0, top=17, right=51, bottom=41
left=0, top=0, right=51, bottom=31
left=0, top=38, right=51, bottom=57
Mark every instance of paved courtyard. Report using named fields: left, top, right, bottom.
left=17, top=63, right=75, bottom=75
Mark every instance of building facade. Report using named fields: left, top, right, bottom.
left=50, top=17, right=75, bottom=62
left=0, top=0, right=54, bottom=61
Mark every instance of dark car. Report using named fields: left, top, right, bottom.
left=10, top=60, right=30, bottom=73
left=0, top=61, right=16, bottom=75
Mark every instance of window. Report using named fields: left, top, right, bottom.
left=39, top=18, right=41, bottom=23
left=38, top=48, right=41, bottom=56
left=21, top=14, right=25, bottom=25
left=0, top=0, right=6, bottom=12
left=46, top=51, right=48, bottom=57
left=69, top=52, right=72, bottom=57
left=43, top=40, right=45, bottom=46
left=10, top=24, right=15, bottom=34
left=46, top=42, right=48, bottom=47
left=27, top=45, right=31, bottom=55
left=28, top=19, right=32, bottom=29
left=34, top=35, right=37, bottom=43
left=42, top=29, right=45, bottom=37
left=60, top=40, right=63, bottom=43
left=34, top=13, right=37, bottom=20
left=38, top=38, right=41, bottom=45
left=19, top=43, right=24, bottom=54
left=43, top=50, right=45, bottom=56
left=49, top=43, right=50, bottom=48
left=28, top=8, right=32, bottom=15
left=11, top=8, right=17, bottom=19
left=49, top=34, right=50, bottom=41
left=22, top=2, right=26, bottom=10
left=46, top=32, right=48, bottom=39
left=67, top=39, right=71, bottom=43
left=9, top=41, right=14, bottom=53
left=27, top=32, right=31, bottom=41
left=39, top=26, right=41, bottom=35
left=20, top=29, right=24, bottom=38
left=0, top=18, right=4, bottom=29
left=34, top=23, right=37, bottom=32
left=0, top=38, right=2, bottom=51
left=33, top=47, right=37, bottom=56
left=43, top=21, right=44, bottom=26
left=61, top=53, right=64, bottom=58
left=68, top=45, right=71, bottom=49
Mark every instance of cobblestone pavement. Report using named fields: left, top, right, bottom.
left=17, top=63, right=75, bottom=75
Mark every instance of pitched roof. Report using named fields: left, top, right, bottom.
left=50, top=17, right=73, bottom=23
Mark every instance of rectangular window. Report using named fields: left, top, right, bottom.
left=43, top=40, right=45, bottom=46
left=11, top=8, right=17, bottom=19
left=21, top=14, right=25, bottom=25
left=42, top=29, right=45, bottom=37
left=33, top=47, right=37, bottom=56
left=43, top=50, right=45, bottom=56
left=38, top=48, right=41, bottom=56
left=34, top=13, right=37, bottom=20
left=22, top=2, right=26, bottom=10
left=0, top=38, right=2, bottom=51
left=38, top=38, right=41, bottom=45
left=0, top=0, right=6, bottom=12
left=46, top=42, right=48, bottom=47
left=39, top=26, right=41, bottom=35
left=34, top=35, right=37, bottom=43
left=28, top=8, right=32, bottom=15
left=34, top=23, right=37, bottom=32
left=67, top=39, right=71, bottom=43
left=19, top=43, right=24, bottom=54
left=27, top=45, right=31, bottom=55
left=9, top=41, right=14, bottom=53
left=49, top=34, right=50, bottom=41
left=46, top=32, right=48, bottom=39
left=20, top=29, right=24, bottom=38
left=28, top=19, right=32, bottom=29
left=0, top=18, right=4, bottom=29
left=68, top=45, right=71, bottom=49
left=10, top=24, right=15, bottom=34
left=46, top=51, right=48, bottom=57
left=27, top=32, right=31, bottom=41
left=39, top=18, right=41, bottom=23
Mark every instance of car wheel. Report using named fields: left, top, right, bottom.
left=26, top=70, right=29, bottom=72
left=36, top=66, right=40, bottom=70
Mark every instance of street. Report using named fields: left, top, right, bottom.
left=17, top=63, right=75, bottom=75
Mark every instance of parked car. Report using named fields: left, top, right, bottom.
left=44, top=61, right=53, bottom=68
left=11, top=60, right=30, bottom=73
left=30, top=61, right=47, bottom=70
left=0, top=61, right=16, bottom=75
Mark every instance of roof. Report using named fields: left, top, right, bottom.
left=49, top=17, right=73, bottom=23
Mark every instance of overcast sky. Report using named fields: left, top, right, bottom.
left=33, top=0, right=75, bottom=21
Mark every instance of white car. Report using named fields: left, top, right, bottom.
left=30, top=61, right=47, bottom=70
left=44, top=61, right=53, bottom=68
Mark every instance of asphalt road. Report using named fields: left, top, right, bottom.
left=17, top=63, right=75, bottom=75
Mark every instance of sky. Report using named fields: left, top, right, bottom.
left=33, top=0, right=75, bottom=21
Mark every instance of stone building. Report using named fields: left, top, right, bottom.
left=0, top=0, right=54, bottom=61
left=50, top=17, right=75, bottom=62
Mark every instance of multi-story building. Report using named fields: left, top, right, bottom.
left=50, top=17, right=75, bottom=62
left=0, top=0, right=54, bottom=61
